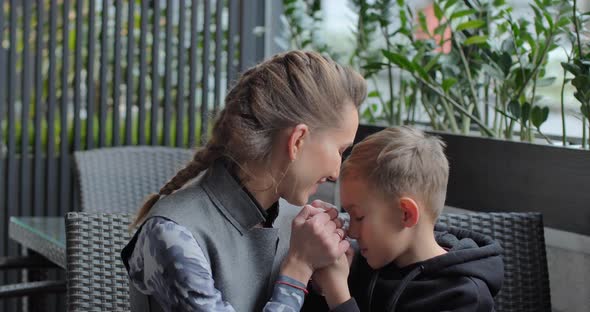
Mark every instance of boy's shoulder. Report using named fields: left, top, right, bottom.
left=349, top=226, right=503, bottom=311
left=351, top=257, right=496, bottom=311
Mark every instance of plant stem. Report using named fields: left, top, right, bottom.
left=536, top=128, right=554, bottom=145
left=413, top=75, right=495, bottom=136
left=560, top=64, right=568, bottom=145
left=583, top=117, right=587, bottom=149
left=381, top=22, right=396, bottom=126
left=441, top=97, right=460, bottom=133
left=529, top=74, right=538, bottom=142
left=421, top=89, right=439, bottom=130
left=399, top=79, right=405, bottom=125
left=484, top=80, right=490, bottom=125
left=453, top=35, right=481, bottom=121
left=370, top=76, right=389, bottom=116
left=463, top=104, right=474, bottom=134
left=493, top=84, right=500, bottom=136
left=513, top=2, right=565, bottom=102
left=573, top=0, right=583, bottom=57
left=410, top=88, right=417, bottom=124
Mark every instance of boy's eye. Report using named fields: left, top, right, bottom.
left=354, top=216, right=364, bottom=222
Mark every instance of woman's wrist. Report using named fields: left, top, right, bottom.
left=280, top=254, right=313, bottom=285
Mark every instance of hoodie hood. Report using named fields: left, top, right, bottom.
left=421, top=224, right=504, bottom=295
left=352, top=224, right=504, bottom=312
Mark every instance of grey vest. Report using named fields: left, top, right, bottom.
left=128, top=161, right=299, bottom=311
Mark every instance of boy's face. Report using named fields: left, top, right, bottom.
left=340, top=177, right=411, bottom=269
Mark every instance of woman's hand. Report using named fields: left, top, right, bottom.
left=281, top=205, right=349, bottom=284
left=312, top=246, right=354, bottom=308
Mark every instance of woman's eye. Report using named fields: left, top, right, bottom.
left=354, top=216, right=364, bottom=222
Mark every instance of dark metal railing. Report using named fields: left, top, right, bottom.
left=0, top=1, right=264, bottom=311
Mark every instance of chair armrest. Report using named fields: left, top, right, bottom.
left=0, top=280, right=66, bottom=299
left=0, top=255, right=59, bottom=270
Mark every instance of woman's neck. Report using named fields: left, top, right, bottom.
left=238, top=163, right=281, bottom=211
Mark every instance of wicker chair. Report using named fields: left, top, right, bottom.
left=74, top=146, right=194, bottom=213
left=65, top=212, right=133, bottom=312
left=65, top=210, right=551, bottom=312
left=305, top=212, right=552, bottom=312
left=437, top=212, right=552, bottom=312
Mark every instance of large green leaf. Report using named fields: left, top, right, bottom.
left=508, top=100, right=521, bottom=119
left=498, top=52, right=513, bottom=75
left=531, top=106, right=549, bottom=128
left=535, top=77, right=557, bottom=87
left=450, top=9, right=478, bottom=20
left=442, top=78, right=458, bottom=93
left=444, top=0, right=460, bottom=10
left=434, top=3, right=444, bottom=20
left=382, top=50, right=414, bottom=72
left=482, top=64, right=506, bottom=80
left=424, top=54, right=442, bottom=72
left=456, top=20, right=487, bottom=32
left=367, top=90, right=380, bottom=98
left=464, top=35, right=488, bottom=46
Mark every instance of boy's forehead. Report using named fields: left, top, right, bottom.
left=341, top=203, right=359, bottom=214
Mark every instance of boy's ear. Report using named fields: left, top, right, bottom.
left=287, top=124, right=309, bottom=161
left=399, top=197, right=420, bottom=228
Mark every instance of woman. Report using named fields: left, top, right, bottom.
left=121, top=50, right=367, bottom=311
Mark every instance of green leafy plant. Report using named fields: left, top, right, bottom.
left=276, top=0, right=337, bottom=56
left=562, top=0, right=590, bottom=148
left=280, top=0, right=588, bottom=148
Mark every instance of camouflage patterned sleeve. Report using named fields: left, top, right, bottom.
left=127, top=217, right=306, bottom=312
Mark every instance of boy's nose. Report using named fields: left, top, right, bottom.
left=348, top=225, right=359, bottom=239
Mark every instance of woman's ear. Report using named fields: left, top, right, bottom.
left=399, top=197, right=420, bottom=228
left=288, top=124, right=309, bottom=161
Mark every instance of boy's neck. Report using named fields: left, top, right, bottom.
left=395, top=223, right=447, bottom=268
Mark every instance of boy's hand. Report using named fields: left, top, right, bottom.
left=312, top=246, right=354, bottom=309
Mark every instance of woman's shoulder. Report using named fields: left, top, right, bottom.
left=149, top=178, right=215, bottom=218
left=139, top=217, right=208, bottom=259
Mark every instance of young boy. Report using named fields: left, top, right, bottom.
left=312, top=126, right=504, bottom=312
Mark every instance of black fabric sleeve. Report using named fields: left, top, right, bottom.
left=330, top=298, right=360, bottom=312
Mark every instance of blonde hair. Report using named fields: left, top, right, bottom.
left=341, top=126, right=449, bottom=219
left=132, top=50, right=367, bottom=227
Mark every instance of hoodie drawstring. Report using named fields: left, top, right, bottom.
left=367, top=270, right=379, bottom=312
left=367, top=264, right=425, bottom=312
left=386, top=265, right=424, bottom=311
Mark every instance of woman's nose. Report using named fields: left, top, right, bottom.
left=328, top=163, right=341, bottom=182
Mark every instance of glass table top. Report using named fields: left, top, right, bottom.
left=9, top=216, right=66, bottom=248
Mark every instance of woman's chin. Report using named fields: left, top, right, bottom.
left=283, top=193, right=309, bottom=207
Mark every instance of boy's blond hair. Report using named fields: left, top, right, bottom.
left=341, top=126, right=449, bottom=220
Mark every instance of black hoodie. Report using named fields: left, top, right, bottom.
left=328, top=224, right=504, bottom=312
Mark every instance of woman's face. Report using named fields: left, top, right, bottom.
left=281, top=104, right=359, bottom=206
